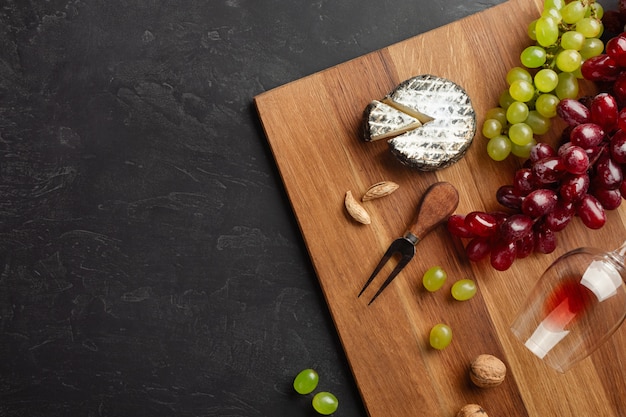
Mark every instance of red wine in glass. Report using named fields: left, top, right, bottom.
left=511, top=243, right=626, bottom=372
left=543, top=278, right=595, bottom=330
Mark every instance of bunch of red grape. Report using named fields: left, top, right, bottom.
left=448, top=30, right=626, bottom=271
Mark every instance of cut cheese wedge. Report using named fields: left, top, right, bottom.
left=381, top=97, right=434, bottom=125
left=363, top=74, right=476, bottom=171
left=363, top=100, right=423, bottom=142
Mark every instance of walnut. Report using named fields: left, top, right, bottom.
left=469, top=354, right=506, bottom=388
left=456, top=404, right=488, bottom=417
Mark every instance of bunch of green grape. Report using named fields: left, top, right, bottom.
left=484, top=0, right=605, bottom=161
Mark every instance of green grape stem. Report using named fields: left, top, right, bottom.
left=544, top=52, right=558, bottom=70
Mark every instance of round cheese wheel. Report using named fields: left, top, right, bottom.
left=364, top=74, right=476, bottom=171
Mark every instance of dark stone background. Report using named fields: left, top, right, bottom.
left=0, top=1, right=508, bottom=415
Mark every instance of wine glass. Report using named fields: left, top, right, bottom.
left=510, top=240, right=626, bottom=373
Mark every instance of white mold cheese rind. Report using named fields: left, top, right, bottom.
left=365, top=74, right=476, bottom=171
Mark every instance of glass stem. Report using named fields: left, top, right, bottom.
left=610, top=240, right=626, bottom=273
left=616, top=240, right=626, bottom=258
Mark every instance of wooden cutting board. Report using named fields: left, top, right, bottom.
left=254, top=0, right=626, bottom=416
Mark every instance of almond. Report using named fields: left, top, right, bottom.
left=345, top=190, right=371, bottom=224
left=362, top=181, right=399, bottom=202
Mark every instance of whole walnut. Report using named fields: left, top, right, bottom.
left=469, top=354, right=506, bottom=388
left=456, top=404, right=488, bottom=417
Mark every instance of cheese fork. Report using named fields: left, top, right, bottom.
left=358, top=181, right=459, bottom=305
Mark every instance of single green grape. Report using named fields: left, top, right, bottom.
left=485, top=107, right=507, bottom=126
left=544, top=0, right=564, bottom=10
left=535, top=16, right=559, bottom=47
left=422, top=266, right=447, bottom=292
left=576, top=17, right=602, bottom=38
left=520, top=46, right=547, bottom=68
left=429, top=323, right=452, bottom=350
left=498, top=90, right=515, bottom=110
left=451, top=279, right=477, bottom=301
left=509, top=79, right=535, bottom=102
left=556, top=49, right=582, bottom=73
left=506, top=67, right=532, bottom=85
left=312, top=392, right=338, bottom=415
left=511, top=138, right=537, bottom=158
left=487, top=135, right=512, bottom=161
left=579, top=37, right=604, bottom=60
left=542, top=8, right=562, bottom=23
left=525, top=110, right=551, bottom=135
left=555, top=71, right=579, bottom=99
left=506, top=101, right=529, bottom=124
left=293, top=368, right=319, bottom=394
left=482, top=118, right=503, bottom=139
left=534, top=68, right=559, bottom=93
left=508, top=123, right=534, bottom=146
left=527, top=19, right=537, bottom=40
left=560, top=30, right=585, bottom=51
left=561, top=0, right=588, bottom=24
left=535, top=93, right=560, bottom=118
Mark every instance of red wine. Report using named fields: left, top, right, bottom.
left=543, top=278, right=595, bottom=330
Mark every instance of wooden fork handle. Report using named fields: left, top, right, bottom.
left=406, top=182, right=459, bottom=240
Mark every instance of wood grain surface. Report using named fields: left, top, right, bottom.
left=254, top=0, right=626, bottom=415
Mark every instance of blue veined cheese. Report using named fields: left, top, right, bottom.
left=363, top=100, right=422, bottom=142
left=364, top=74, right=476, bottom=171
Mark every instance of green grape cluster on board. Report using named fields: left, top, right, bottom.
left=484, top=0, right=605, bottom=161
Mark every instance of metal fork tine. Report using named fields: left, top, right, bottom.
left=358, top=238, right=413, bottom=301
left=367, top=254, right=413, bottom=305
left=357, top=244, right=396, bottom=298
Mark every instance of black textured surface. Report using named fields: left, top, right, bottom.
left=0, top=1, right=504, bottom=415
